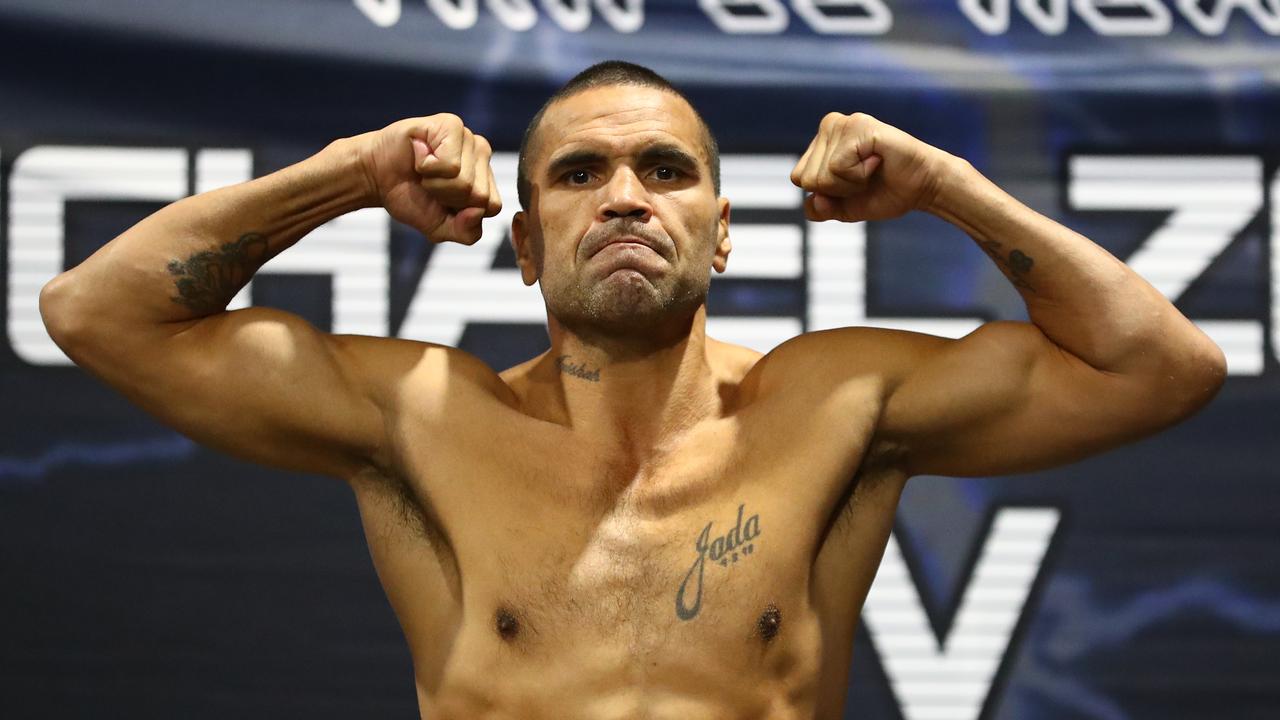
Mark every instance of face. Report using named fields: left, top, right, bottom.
left=512, top=85, right=731, bottom=339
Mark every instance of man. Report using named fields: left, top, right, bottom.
left=39, top=61, right=1224, bottom=718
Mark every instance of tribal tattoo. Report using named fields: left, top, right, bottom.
left=167, top=232, right=269, bottom=314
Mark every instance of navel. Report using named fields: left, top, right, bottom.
left=495, top=607, right=520, bottom=641
left=756, top=603, right=782, bottom=643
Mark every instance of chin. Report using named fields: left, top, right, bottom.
left=591, top=276, right=705, bottom=336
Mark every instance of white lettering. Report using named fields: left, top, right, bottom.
left=699, top=0, right=790, bottom=33
left=428, top=0, right=479, bottom=29
left=791, top=0, right=893, bottom=33
left=1178, top=0, right=1280, bottom=35
left=353, top=0, right=1280, bottom=34
left=354, top=0, right=402, bottom=26
left=594, top=0, right=645, bottom=32
left=958, top=0, right=1012, bottom=33
left=864, top=508, right=1060, bottom=720
left=1019, top=0, right=1070, bottom=33
left=1072, top=0, right=1171, bottom=35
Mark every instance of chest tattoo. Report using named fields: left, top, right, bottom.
left=674, top=502, right=762, bottom=621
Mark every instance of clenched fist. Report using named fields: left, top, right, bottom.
left=354, top=114, right=503, bottom=244
left=790, top=112, right=957, bottom=223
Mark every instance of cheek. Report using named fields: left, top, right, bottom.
left=669, top=202, right=720, bottom=258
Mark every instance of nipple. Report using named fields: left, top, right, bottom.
left=495, top=607, right=520, bottom=640
left=757, top=603, right=782, bottom=642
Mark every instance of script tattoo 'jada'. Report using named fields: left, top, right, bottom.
left=675, top=503, right=762, bottom=621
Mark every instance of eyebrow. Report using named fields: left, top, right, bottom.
left=546, top=149, right=607, bottom=180
left=638, top=144, right=701, bottom=173
left=544, top=143, right=702, bottom=180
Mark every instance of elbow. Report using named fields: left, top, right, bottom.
left=1157, top=333, right=1227, bottom=423
left=1189, top=335, right=1227, bottom=406
left=40, top=273, right=75, bottom=341
left=40, top=271, right=95, bottom=353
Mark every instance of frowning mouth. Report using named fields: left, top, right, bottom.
left=593, top=236, right=660, bottom=257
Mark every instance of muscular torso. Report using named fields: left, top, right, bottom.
left=348, top=340, right=907, bottom=720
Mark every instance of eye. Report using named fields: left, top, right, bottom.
left=653, top=166, right=680, bottom=181
left=566, top=170, right=592, bottom=185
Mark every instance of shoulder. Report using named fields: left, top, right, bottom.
left=329, top=334, right=518, bottom=412
left=739, top=326, right=950, bottom=399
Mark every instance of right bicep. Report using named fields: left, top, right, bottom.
left=82, top=307, right=392, bottom=479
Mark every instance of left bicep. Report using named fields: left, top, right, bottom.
left=876, top=321, right=1172, bottom=477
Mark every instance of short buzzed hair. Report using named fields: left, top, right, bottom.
left=516, top=61, right=721, bottom=211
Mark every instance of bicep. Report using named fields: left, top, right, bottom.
left=877, top=321, right=1171, bottom=477
left=87, top=307, right=392, bottom=479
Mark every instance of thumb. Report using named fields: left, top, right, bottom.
left=805, top=192, right=841, bottom=221
left=412, top=138, right=431, bottom=170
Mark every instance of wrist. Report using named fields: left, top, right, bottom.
left=919, top=154, right=982, bottom=222
left=316, top=136, right=380, bottom=212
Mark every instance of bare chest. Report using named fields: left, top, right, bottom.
left=410, top=400, right=866, bottom=624
left=361, top=390, right=889, bottom=715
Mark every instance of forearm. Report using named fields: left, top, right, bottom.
left=925, top=158, right=1224, bottom=378
left=41, top=138, right=372, bottom=334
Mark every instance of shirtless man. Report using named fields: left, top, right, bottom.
left=39, top=61, right=1224, bottom=718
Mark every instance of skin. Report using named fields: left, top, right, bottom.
left=40, top=85, right=1225, bottom=719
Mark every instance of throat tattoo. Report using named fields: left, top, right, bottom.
left=555, top=354, right=601, bottom=382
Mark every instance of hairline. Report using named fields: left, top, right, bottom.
left=517, top=83, right=721, bottom=212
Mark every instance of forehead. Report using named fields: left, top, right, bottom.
left=534, top=85, right=706, bottom=167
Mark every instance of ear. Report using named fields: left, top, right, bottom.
left=511, top=211, right=540, bottom=286
left=711, top=197, right=732, bottom=274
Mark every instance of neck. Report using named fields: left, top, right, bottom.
left=533, top=305, right=722, bottom=455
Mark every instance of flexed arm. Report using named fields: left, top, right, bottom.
left=39, top=115, right=503, bottom=478
left=788, top=112, right=1225, bottom=477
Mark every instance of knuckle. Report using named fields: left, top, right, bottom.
left=474, top=134, right=492, bottom=153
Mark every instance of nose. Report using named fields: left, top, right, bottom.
left=596, top=167, right=653, bottom=223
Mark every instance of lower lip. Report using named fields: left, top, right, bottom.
left=595, top=242, right=663, bottom=260
left=601, top=241, right=654, bottom=253
left=592, top=242, right=665, bottom=272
